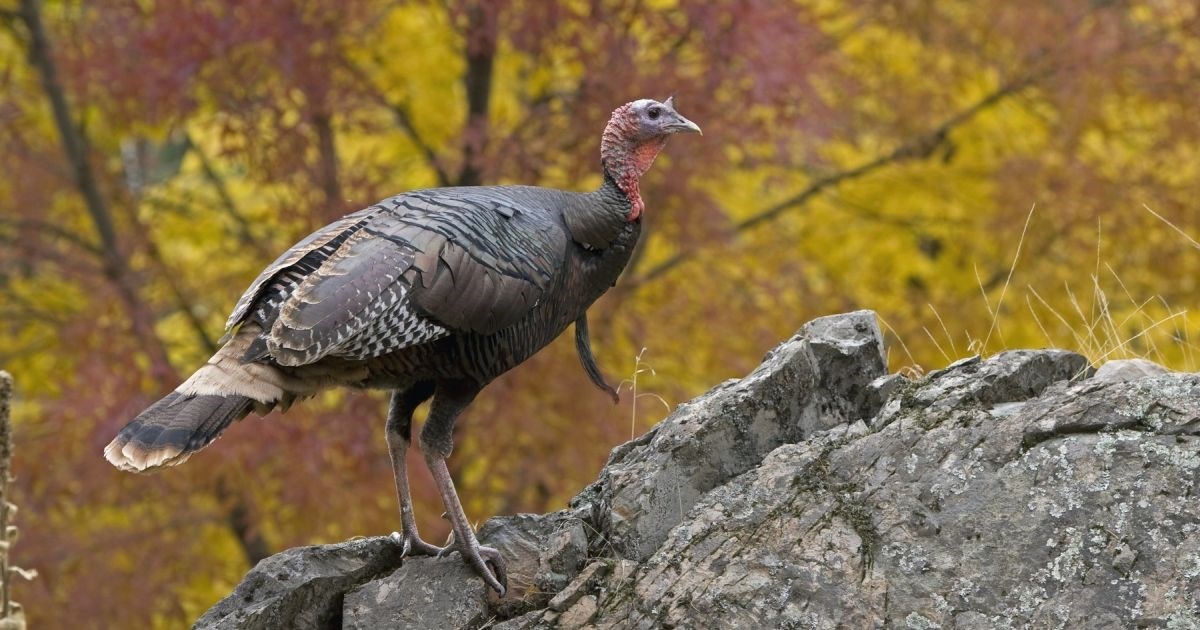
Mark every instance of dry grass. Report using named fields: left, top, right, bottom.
left=979, top=203, right=1039, bottom=353
left=894, top=203, right=1199, bottom=374
left=618, top=348, right=672, bottom=440
left=1017, top=206, right=1198, bottom=370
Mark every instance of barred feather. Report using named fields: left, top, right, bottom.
left=104, top=392, right=253, bottom=472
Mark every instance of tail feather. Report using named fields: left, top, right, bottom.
left=106, top=326, right=300, bottom=472
left=104, top=392, right=253, bottom=472
left=105, top=326, right=343, bottom=472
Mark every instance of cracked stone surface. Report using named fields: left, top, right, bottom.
left=476, top=509, right=590, bottom=617
left=197, top=313, right=1200, bottom=629
left=194, top=537, right=404, bottom=630
left=342, top=558, right=488, bottom=630
left=587, top=359, right=1200, bottom=628
left=1094, top=357, right=1170, bottom=383
left=571, top=309, right=888, bottom=562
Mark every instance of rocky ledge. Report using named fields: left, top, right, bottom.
left=196, top=311, right=1200, bottom=629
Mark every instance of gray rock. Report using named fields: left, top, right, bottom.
left=913, top=349, right=1092, bottom=409
left=873, top=349, right=1091, bottom=429
left=1094, top=357, right=1170, bottom=383
left=867, top=372, right=909, bottom=414
left=476, top=509, right=589, bottom=615
left=194, top=537, right=403, bottom=630
left=342, top=558, right=488, bottom=630
left=572, top=310, right=887, bottom=561
left=487, top=609, right=554, bottom=630
left=337, top=509, right=590, bottom=628
left=589, top=437, right=882, bottom=629
left=587, top=354, right=1200, bottom=628
left=189, top=489, right=592, bottom=629
left=558, top=594, right=598, bottom=629
left=547, top=561, right=609, bottom=612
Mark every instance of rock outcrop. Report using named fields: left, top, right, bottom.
left=196, top=311, right=1200, bottom=629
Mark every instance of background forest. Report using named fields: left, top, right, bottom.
left=1, top=0, right=1199, bottom=626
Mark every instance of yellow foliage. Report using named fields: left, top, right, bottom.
left=3, top=1, right=1200, bottom=627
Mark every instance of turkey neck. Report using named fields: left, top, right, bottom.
left=563, top=173, right=641, bottom=250
left=567, top=175, right=642, bottom=289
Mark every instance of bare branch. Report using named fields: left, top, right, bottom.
left=492, top=86, right=578, bottom=180
left=388, top=98, right=452, bottom=187
left=455, top=1, right=497, bottom=186
left=0, top=216, right=101, bottom=255
left=312, top=111, right=344, bottom=220
left=139, top=232, right=219, bottom=353
left=214, top=477, right=271, bottom=566
left=342, top=56, right=453, bottom=187
left=0, top=291, right=75, bottom=327
left=15, top=0, right=177, bottom=383
left=17, top=0, right=118, bottom=256
left=188, top=133, right=274, bottom=259
left=627, top=75, right=1038, bottom=288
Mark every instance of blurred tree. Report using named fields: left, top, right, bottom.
left=1, top=0, right=1198, bottom=626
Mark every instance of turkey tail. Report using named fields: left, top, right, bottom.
left=104, top=392, right=253, bottom=471
left=105, top=326, right=296, bottom=472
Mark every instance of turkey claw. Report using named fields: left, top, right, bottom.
left=392, top=532, right=507, bottom=595
left=389, top=531, right=445, bottom=558
left=462, top=544, right=507, bottom=597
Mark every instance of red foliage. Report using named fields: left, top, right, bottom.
left=4, top=0, right=1198, bottom=626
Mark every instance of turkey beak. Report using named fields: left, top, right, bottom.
left=663, top=96, right=702, bottom=135
left=666, top=114, right=702, bottom=135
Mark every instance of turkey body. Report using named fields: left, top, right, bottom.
left=106, top=178, right=636, bottom=474
left=105, top=95, right=700, bottom=597
left=315, top=184, right=639, bottom=391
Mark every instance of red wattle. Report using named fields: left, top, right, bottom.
left=600, top=106, right=668, bottom=222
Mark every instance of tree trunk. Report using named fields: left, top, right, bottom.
left=456, top=1, right=497, bottom=187
left=16, top=0, right=272, bottom=569
left=17, top=0, right=175, bottom=385
left=313, top=112, right=344, bottom=221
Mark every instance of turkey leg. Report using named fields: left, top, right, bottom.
left=421, top=381, right=508, bottom=596
left=384, top=383, right=444, bottom=557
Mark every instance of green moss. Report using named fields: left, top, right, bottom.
left=917, top=409, right=952, bottom=431
left=834, top=496, right=880, bottom=571
left=788, top=444, right=880, bottom=572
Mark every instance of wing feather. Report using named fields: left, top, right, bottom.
left=225, top=207, right=376, bottom=333
left=234, top=186, right=570, bottom=367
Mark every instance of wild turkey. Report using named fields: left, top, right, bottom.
left=104, top=97, right=701, bottom=595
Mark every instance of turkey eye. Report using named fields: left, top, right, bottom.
left=648, top=106, right=661, bottom=120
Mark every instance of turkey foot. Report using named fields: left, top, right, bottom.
left=389, top=530, right=445, bottom=558
left=384, top=387, right=446, bottom=559
left=424, top=451, right=509, bottom=596
left=456, top=543, right=507, bottom=596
